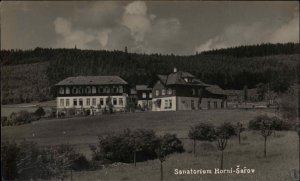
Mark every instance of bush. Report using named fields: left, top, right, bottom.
left=188, top=123, right=216, bottom=141
left=1, top=116, right=8, bottom=126
left=248, top=115, right=292, bottom=131
left=1, top=141, right=91, bottom=180
left=34, top=107, right=46, bottom=117
left=248, top=115, right=272, bottom=130
left=160, top=133, right=185, bottom=155
left=92, top=129, right=184, bottom=163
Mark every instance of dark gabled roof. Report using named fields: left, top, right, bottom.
left=157, top=71, right=207, bottom=86
left=205, top=85, right=227, bottom=95
left=136, top=85, right=152, bottom=91
left=55, top=76, right=128, bottom=86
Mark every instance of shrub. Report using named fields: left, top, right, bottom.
left=92, top=129, right=184, bottom=163
left=249, top=115, right=292, bottom=131
left=1, top=116, right=8, bottom=126
left=34, top=107, right=46, bottom=117
left=67, top=107, right=76, bottom=116
left=159, top=133, right=185, bottom=155
left=1, top=141, right=90, bottom=180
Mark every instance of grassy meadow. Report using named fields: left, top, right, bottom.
left=1, top=109, right=297, bottom=180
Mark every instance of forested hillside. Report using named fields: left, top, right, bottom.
left=1, top=43, right=298, bottom=104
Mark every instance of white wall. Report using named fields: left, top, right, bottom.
left=200, top=98, right=226, bottom=109
left=177, top=97, right=200, bottom=110
left=152, top=96, right=176, bottom=111
left=56, top=95, right=127, bottom=111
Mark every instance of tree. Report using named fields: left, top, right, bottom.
left=215, top=123, right=236, bottom=169
left=249, top=115, right=273, bottom=157
left=235, top=122, right=245, bottom=144
left=34, top=107, right=46, bottom=117
left=155, top=134, right=184, bottom=181
left=188, top=123, right=216, bottom=155
left=256, top=83, right=267, bottom=101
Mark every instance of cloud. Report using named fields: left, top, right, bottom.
left=270, top=12, right=299, bottom=43
left=53, top=17, right=112, bottom=49
left=52, top=1, right=182, bottom=53
left=195, top=13, right=299, bottom=52
left=121, top=1, right=151, bottom=43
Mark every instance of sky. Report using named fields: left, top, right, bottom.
left=1, top=1, right=299, bottom=55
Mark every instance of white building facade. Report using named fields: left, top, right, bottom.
left=55, top=76, right=128, bottom=115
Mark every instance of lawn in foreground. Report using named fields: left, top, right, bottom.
left=70, top=131, right=297, bottom=181
left=1, top=109, right=297, bottom=180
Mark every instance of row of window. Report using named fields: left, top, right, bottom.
left=142, top=92, right=153, bottom=99
left=155, top=88, right=173, bottom=96
left=207, top=101, right=225, bottom=109
left=154, top=88, right=202, bottom=96
left=59, top=86, right=124, bottom=95
left=59, top=97, right=124, bottom=107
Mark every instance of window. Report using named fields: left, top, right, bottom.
left=113, top=98, right=117, bottom=105
left=86, top=98, right=90, bottom=106
left=78, top=87, right=83, bottom=94
left=191, top=100, right=195, bottom=109
left=192, top=89, right=196, bottom=95
left=100, top=98, right=104, bottom=106
left=98, top=86, right=104, bottom=93
left=92, top=98, right=96, bottom=106
left=162, top=89, right=166, bottom=96
left=214, top=101, right=218, bottom=109
left=169, top=99, right=172, bottom=108
left=105, top=87, right=110, bottom=93
left=155, top=90, right=159, bottom=96
left=113, top=87, right=118, bottom=93
left=221, top=101, right=224, bottom=108
left=184, top=78, right=189, bottom=82
left=86, top=87, right=91, bottom=94
left=165, top=100, right=169, bottom=108
left=73, top=99, right=77, bottom=106
left=66, top=99, right=70, bottom=107
left=119, top=86, right=123, bottom=93
left=198, top=89, right=202, bottom=96
left=59, top=87, right=64, bottom=94
left=72, top=87, right=78, bottom=94
left=60, top=99, right=64, bottom=107
left=168, top=89, right=172, bottom=95
left=119, top=98, right=123, bottom=106
left=106, top=97, right=109, bottom=104
left=142, top=92, right=147, bottom=98
left=92, top=86, right=96, bottom=94
left=79, top=99, right=83, bottom=106
left=149, top=93, right=152, bottom=98
left=66, top=87, right=70, bottom=94
left=207, top=101, right=210, bottom=109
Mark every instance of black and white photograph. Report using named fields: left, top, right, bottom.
left=1, top=1, right=299, bottom=180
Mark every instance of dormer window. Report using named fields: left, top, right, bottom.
left=59, top=87, right=64, bottom=94
left=119, top=86, right=123, bottom=93
left=78, top=87, right=83, bottom=94
left=85, top=86, right=91, bottom=94
left=66, top=87, right=70, bottom=94
left=184, top=78, right=192, bottom=82
left=92, top=86, right=96, bottom=94
left=72, top=87, right=78, bottom=94
left=98, top=86, right=104, bottom=93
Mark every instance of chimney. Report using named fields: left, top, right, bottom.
left=174, top=67, right=177, bottom=73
